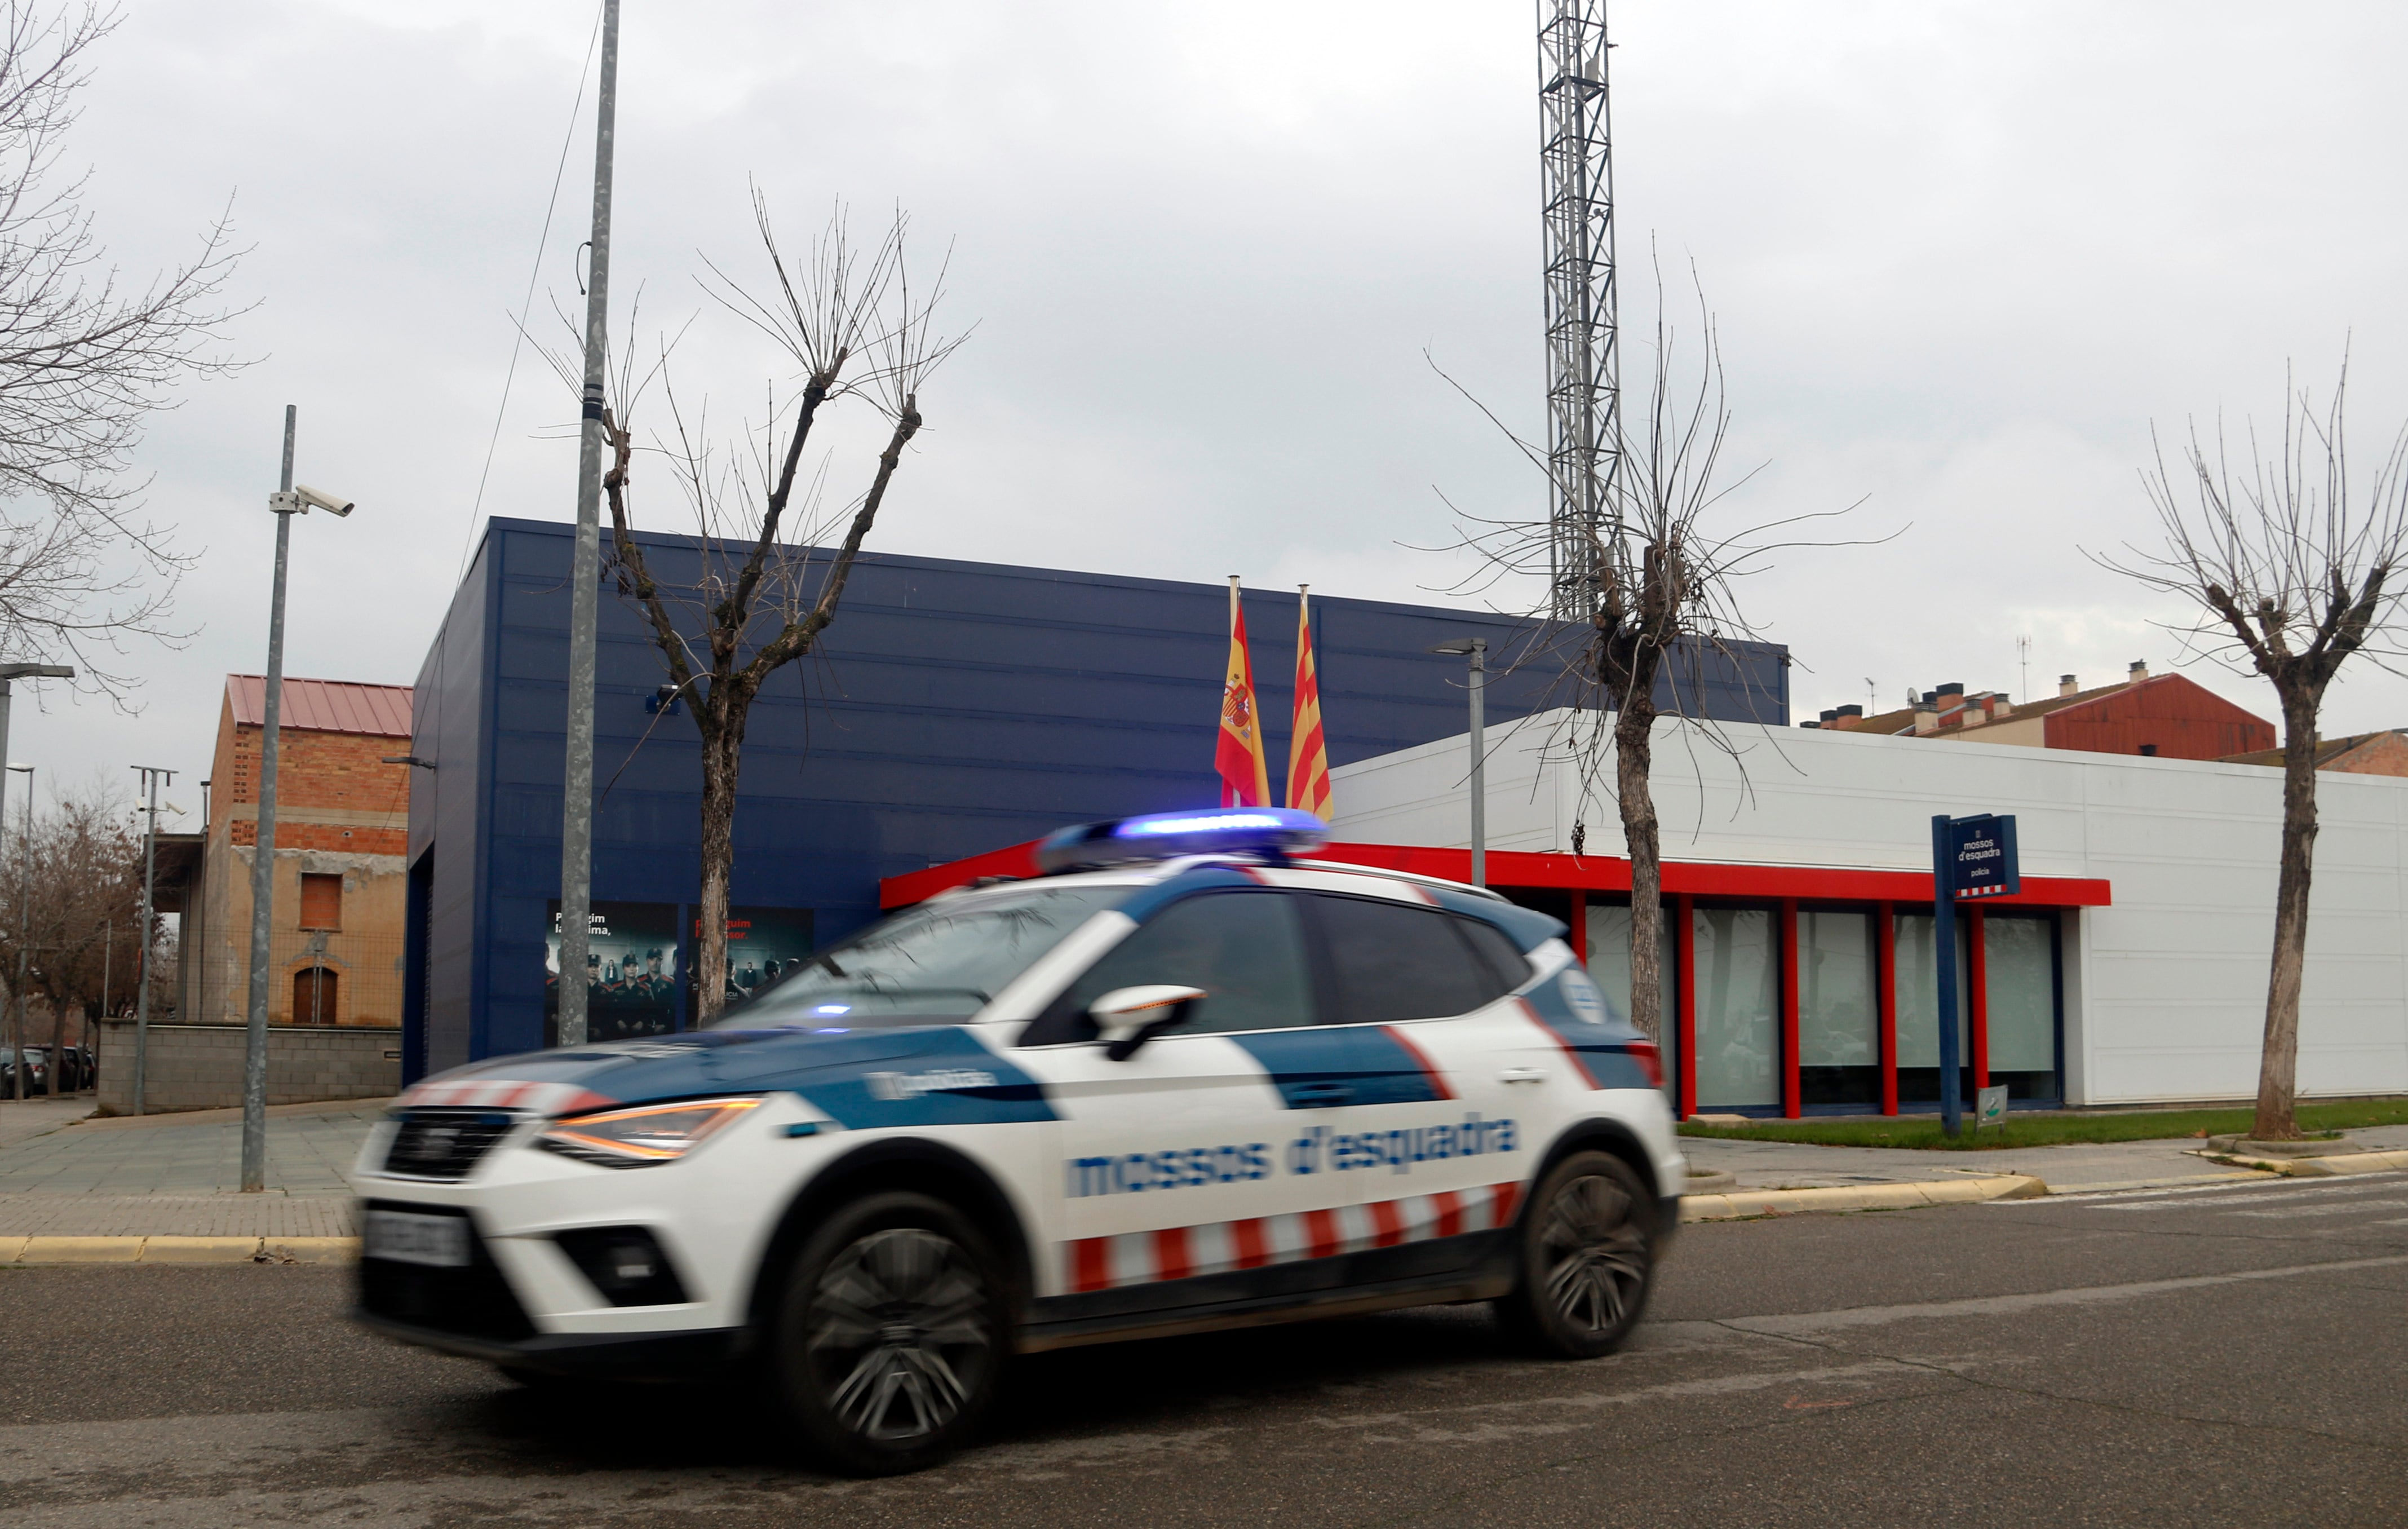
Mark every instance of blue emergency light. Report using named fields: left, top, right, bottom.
left=1034, top=806, right=1330, bottom=874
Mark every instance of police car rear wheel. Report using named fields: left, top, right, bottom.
left=772, top=1191, right=1004, bottom=1475
left=1499, top=1151, right=1654, bottom=1359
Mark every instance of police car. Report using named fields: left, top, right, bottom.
left=352, top=808, right=1683, bottom=1474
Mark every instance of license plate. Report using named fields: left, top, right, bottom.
left=364, top=1209, right=472, bottom=1268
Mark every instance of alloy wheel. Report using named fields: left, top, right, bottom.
left=1538, top=1170, right=1649, bottom=1334
left=804, top=1227, right=995, bottom=1442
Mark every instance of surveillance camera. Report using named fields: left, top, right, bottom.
left=294, top=483, right=355, bottom=516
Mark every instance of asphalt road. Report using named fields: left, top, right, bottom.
left=4, top=1172, right=2405, bottom=1527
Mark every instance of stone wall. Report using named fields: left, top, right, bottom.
left=96, top=1019, right=402, bottom=1115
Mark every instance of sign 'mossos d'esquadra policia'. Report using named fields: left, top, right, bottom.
left=1948, top=814, right=2021, bottom=900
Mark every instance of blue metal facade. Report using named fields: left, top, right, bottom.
left=403, top=518, right=1789, bottom=1077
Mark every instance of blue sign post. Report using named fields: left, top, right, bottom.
left=1931, top=813, right=2019, bottom=1137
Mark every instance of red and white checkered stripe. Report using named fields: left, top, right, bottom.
left=1065, top=1180, right=1522, bottom=1294
left=394, top=1078, right=616, bottom=1116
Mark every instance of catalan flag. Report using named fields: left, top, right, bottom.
left=1215, top=577, right=1272, bottom=808
left=1287, top=585, right=1332, bottom=821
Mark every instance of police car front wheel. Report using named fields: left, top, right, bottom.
left=1498, top=1151, right=1656, bottom=1359
left=769, top=1190, right=1006, bottom=1475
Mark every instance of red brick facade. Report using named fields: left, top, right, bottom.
left=209, top=693, right=412, bottom=853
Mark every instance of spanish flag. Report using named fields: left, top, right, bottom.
left=1287, top=585, right=1332, bottom=821
left=1215, top=577, right=1272, bottom=808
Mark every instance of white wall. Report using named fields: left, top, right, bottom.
left=1331, top=710, right=2408, bottom=1107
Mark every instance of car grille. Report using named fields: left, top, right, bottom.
left=382, top=1108, right=517, bottom=1181
left=355, top=1203, right=535, bottom=1342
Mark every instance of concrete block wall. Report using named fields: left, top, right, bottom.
left=96, top=1019, right=402, bottom=1114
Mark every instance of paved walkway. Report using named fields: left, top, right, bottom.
left=0, top=1095, right=98, bottom=1151
left=1680, top=1121, right=2408, bottom=1192
left=0, top=1099, right=380, bottom=1238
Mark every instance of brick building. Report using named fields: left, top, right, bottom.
left=1801, top=662, right=2276, bottom=762
left=184, top=676, right=415, bottom=1027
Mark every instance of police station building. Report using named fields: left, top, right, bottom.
left=400, top=519, right=1785, bottom=1081
left=404, top=519, right=2405, bottom=1117
left=1313, top=710, right=2408, bottom=1116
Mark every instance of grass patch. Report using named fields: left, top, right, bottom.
left=1676, top=1098, right=2408, bottom=1151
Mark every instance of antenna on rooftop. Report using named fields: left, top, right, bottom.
left=1538, top=1, right=1618, bottom=619
left=2017, top=634, right=2031, bottom=704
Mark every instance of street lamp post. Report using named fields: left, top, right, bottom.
left=131, top=767, right=172, bottom=1116
left=1428, top=638, right=1489, bottom=887
left=243, top=406, right=359, bottom=1192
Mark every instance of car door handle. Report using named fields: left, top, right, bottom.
left=1497, top=1066, right=1548, bottom=1085
left=1289, top=1081, right=1353, bottom=1108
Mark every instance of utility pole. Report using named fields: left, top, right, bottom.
left=554, top=0, right=621, bottom=1050
left=7, top=764, right=28, bottom=1101
left=242, top=407, right=297, bottom=1189
left=132, top=767, right=172, bottom=1116
left=1429, top=639, right=1490, bottom=886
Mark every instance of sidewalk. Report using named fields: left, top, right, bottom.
left=1679, top=1121, right=2408, bottom=1193
left=0, top=1097, right=380, bottom=1239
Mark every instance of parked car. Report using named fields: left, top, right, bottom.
left=0, top=1046, right=48, bottom=1095
left=42, top=1044, right=86, bottom=1093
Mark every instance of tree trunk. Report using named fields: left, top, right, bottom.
left=692, top=690, right=753, bottom=1025
left=1613, top=674, right=1665, bottom=1046
left=2253, top=688, right=2321, bottom=1141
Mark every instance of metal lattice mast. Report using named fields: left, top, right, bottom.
left=1538, top=0, right=1619, bottom=619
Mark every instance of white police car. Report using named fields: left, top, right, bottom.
left=352, top=808, right=1683, bottom=1474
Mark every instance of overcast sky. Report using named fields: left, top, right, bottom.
left=16, top=0, right=2408, bottom=822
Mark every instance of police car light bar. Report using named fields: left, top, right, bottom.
left=1035, top=807, right=1330, bottom=874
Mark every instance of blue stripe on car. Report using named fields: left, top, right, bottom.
left=1226, top=1026, right=1452, bottom=1108
left=1521, top=967, right=1658, bottom=1091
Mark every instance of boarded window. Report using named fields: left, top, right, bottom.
left=293, top=966, right=339, bottom=1024
left=299, top=873, right=342, bottom=931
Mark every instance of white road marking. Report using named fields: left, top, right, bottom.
left=1716, top=1253, right=2408, bottom=1337
left=2066, top=1175, right=2407, bottom=1210
left=2228, top=1197, right=2408, bottom=1220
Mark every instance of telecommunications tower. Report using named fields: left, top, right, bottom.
left=1537, top=0, right=1619, bottom=619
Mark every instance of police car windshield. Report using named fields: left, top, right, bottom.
left=716, top=885, right=1131, bottom=1028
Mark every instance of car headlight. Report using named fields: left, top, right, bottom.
left=537, top=1097, right=764, bottom=1168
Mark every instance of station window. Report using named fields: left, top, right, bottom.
left=1692, top=905, right=1779, bottom=1110
left=1799, top=910, right=1879, bottom=1107
left=1984, top=913, right=2060, bottom=1101
left=1894, top=911, right=1972, bottom=1106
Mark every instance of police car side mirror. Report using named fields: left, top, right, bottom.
left=1091, top=985, right=1205, bottom=1061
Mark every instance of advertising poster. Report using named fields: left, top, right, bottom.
left=546, top=901, right=680, bottom=1042
left=691, top=905, right=816, bottom=1011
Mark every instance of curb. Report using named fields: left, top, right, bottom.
left=0, top=1235, right=358, bottom=1265
left=2205, top=1147, right=2408, bottom=1179
left=1680, top=1173, right=2048, bottom=1222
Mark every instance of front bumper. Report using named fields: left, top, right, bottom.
left=352, top=1305, right=744, bottom=1379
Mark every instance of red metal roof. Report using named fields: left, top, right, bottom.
left=225, top=675, right=413, bottom=737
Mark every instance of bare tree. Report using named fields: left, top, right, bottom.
left=0, top=782, right=143, bottom=1095
left=2096, top=360, right=2408, bottom=1141
left=1437, top=265, right=1856, bottom=1053
left=0, top=3, right=247, bottom=695
left=551, top=197, right=963, bottom=1022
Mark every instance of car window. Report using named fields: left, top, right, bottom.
left=1454, top=917, right=1532, bottom=992
left=1309, top=894, right=1507, bottom=1024
left=1031, top=891, right=1315, bottom=1043
left=725, top=885, right=1131, bottom=1028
